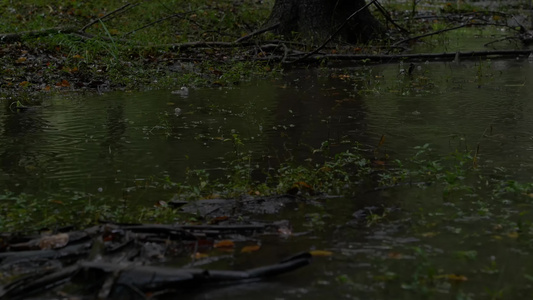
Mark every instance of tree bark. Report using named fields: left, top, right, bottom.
left=266, top=0, right=384, bottom=44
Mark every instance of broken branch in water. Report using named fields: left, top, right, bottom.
left=0, top=249, right=311, bottom=299
left=252, top=49, right=533, bottom=64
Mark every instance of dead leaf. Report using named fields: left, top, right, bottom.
left=214, top=240, right=234, bottom=248
left=377, top=134, right=386, bottom=148
left=373, top=160, right=386, bottom=166
left=421, top=232, right=439, bottom=237
left=56, top=79, right=70, bottom=87
left=241, top=245, right=261, bottom=253
left=310, top=250, right=333, bottom=257
left=209, top=216, right=229, bottom=224
left=192, top=252, right=209, bottom=259
left=436, top=274, right=468, bottom=282
left=277, top=227, right=292, bottom=237
left=387, top=252, right=403, bottom=259
left=507, top=231, right=519, bottom=239
left=155, top=201, right=168, bottom=207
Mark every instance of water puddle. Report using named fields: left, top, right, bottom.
left=3, top=58, right=533, bottom=298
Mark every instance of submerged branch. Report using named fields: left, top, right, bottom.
left=253, top=49, right=533, bottom=64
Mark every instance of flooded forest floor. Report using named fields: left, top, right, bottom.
left=2, top=0, right=533, bottom=299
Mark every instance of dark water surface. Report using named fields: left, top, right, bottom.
left=3, top=59, right=533, bottom=299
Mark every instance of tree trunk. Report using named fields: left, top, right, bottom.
left=266, top=0, right=384, bottom=44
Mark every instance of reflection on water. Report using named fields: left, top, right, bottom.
left=0, top=72, right=370, bottom=200
left=2, top=59, right=533, bottom=298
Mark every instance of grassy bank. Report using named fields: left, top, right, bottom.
left=0, top=0, right=279, bottom=98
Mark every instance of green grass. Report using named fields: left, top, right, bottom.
left=0, top=0, right=279, bottom=94
left=0, top=1, right=273, bottom=41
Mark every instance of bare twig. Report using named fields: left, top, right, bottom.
left=288, top=0, right=377, bottom=64
left=373, top=0, right=409, bottom=33
left=123, top=12, right=184, bottom=37
left=0, top=27, right=77, bottom=43
left=80, top=3, right=136, bottom=32
left=234, top=23, right=280, bottom=43
left=391, top=22, right=519, bottom=47
left=484, top=36, right=521, bottom=47
left=392, top=23, right=468, bottom=46
left=123, top=9, right=209, bottom=38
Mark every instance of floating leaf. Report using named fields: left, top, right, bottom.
left=453, top=250, right=477, bottom=260
left=294, top=181, right=312, bottom=189
left=387, top=252, right=403, bottom=259
left=277, top=227, right=292, bottom=237
left=241, top=245, right=260, bottom=253
left=421, top=232, right=439, bottom=238
left=155, top=201, right=168, bottom=207
left=507, top=231, right=519, bottom=239
left=192, top=252, right=209, bottom=259
left=15, top=57, right=27, bottom=63
left=310, top=250, right=333, bottom=257
left=436, top=274, right=468, bottom=282
left=377, top=134, right=386, bottom=148
left=214, top=240, right=234, bottom=248
left=56, top=79, right=70, bottom=87
left=209, top=216, right=229, bottom=224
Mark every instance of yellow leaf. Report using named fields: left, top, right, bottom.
left=436, top=274, right=468, bottom=281
left=241, top=245, right=261, bottom=253
left=421, top=232, right=439, bottom=238
left=310, top=250, right=333, bottom=257
left=214, top=240, right=235, bottom=248
left=377, top=134, right=386, bottom=148
left=387, top=252, right=403, bottom=259
left=507, top=232, right=519, bottom=239
left=192, top=252, right=209, bottom=259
